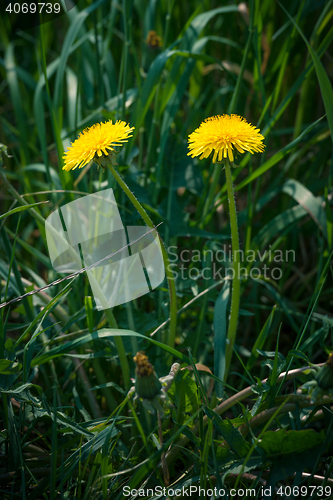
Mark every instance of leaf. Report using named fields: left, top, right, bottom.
left=90, top=381, right=126, bottom=395
left=254, top=26, right=333, bottom=149
left=282, top=178, right=327, bottom=239
left=0, top=383, right=42, bottom=407
left=84, top=296, right=94, bottom=334
left=287, top=349, right=313, bottom=365
left=75, top=89, right=138, bottom=130
left=237, top=116, right=325, bottom=192
left=21, top=163, right=61, bottom=188
left=123, top=408, right=202, bottom=494
left=53, top=0, right=107, bottom=112
left=267, top=443, right=324, bottom=489
left=60, top=424, right=119, bottom=482
left=7, top=397, right=21, bottom=469
left=183, top=5, right=239, bottom=47
left=5, top=226, right=52, bottom=268
left=0, top=201, right=49, bottom=221
left=255, top=279, right=300, bottom=333
left=0, top=143, right=10, bottom=157
left=213, top=282, right=230, bottom=396
left=32, top=329, right=192, bottom=367
left=173, top=160, right=204, bottom=196
left=0, top=359, right=22, bottom=375
left=131, top=5, right=238, bottom=142
left=160, top=7, right=238, bottom=112
left=169, top=370, right=198, bottom=425
left=246, top=306, right=276, bottom=370
left=278, top=1, right=333, bottom=144
left=171, top=222, right=229, bottom=240
left=158, top=45, right=211, bottom=166
left=257, top=348, right=285, bottom=360
left=5, top=44, right=29, bottom=164
left=268, top=326, right=281, bottom=408
left=131, top=43, right=181, bottom=139
left=204, top=406, right=250, bottom=458
left=73, top=386, right=91, bottom=422
left=258, top=429, right=324, bottom=457
left=14, top=278, right=75, bottom=348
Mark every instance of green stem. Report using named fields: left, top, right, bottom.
left=223, top=159, right=241, bottom=380
left=201, top=163, right=221, bottom=226
left=105, top=162, right=177, bottom=358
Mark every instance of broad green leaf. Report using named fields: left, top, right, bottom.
left=267, top=443, right=324, bottom=489
left=258, top=429, right=324, bottom=457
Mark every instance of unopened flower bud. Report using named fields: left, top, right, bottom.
left=133, top=351, right=162, bottom=399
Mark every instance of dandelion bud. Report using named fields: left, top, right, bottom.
left=133, top=351, right=162, bottom=399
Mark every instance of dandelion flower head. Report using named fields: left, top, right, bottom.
left=134, top=351, right=155, bottom=378
left=188, top=114, right=265, bottom=163
left=133, top=351, right=162, bottom=400
left=63, top=120, right=134, bottom=171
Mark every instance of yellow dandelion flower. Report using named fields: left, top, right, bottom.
left=188, top=114, right=265, bottom=163
left=63, top=120, right=134, bottom=171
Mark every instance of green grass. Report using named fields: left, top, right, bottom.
left=1, top=0, right=333, bottom=498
